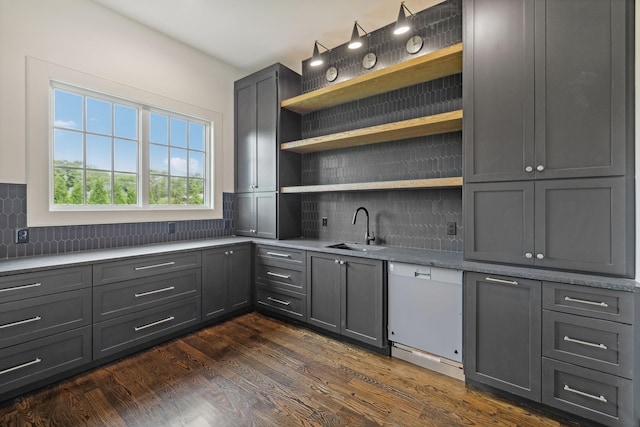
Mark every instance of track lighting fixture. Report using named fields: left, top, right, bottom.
left=394, top=1, right=415, bottom=35
left=310, top=41, right=329, bottom=67
left=348, top=21, right=368, bottom=50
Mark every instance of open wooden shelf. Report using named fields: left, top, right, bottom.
left=281, top=110, right=462, bottom=154
left=281, top=43, right=463, bottom=114
left=280, top=177, right=463, bottom=194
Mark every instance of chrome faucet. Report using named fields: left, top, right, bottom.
left=352, top=207, right=375, bottom=245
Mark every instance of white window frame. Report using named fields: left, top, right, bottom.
left=27, top=57, right=223, bottom=226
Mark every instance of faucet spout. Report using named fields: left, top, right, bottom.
left=352, top=207, right=375, bottom=245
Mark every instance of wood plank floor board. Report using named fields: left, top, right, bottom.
left=0, top=313, right=576, bottom=427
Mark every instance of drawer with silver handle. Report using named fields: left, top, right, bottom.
left=543, top=282, right=633, bottom=324
left=255, top=261, right=305, bottom=293
left=542, top=358, right=632, bottom=427
left=0, top=288, right=92, bottom=350
left=542, top=310, right=633, bottom=379
left=93, top=268, right=201, bottom=322
left=93, top=297, right=200, bottom=359
left=93, top=251, right=201, bottom=286
left=0, top=266, right=91, bottom=304
left=0, top=326, right=92, bottom=396
left=256, top=286, right=306, bottom=321
left=255, top=245, right=305, bottom=265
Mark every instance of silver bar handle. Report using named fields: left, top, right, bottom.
left=564, top=336, right=608, bottom=350
left=134, top=316, right=175, bottom=331
left=134, top=261, right=176, bottom=271
left=134, top=286, right=175, bottom=298
left=485, top=277, right=519, bottom=286
left=0, top=316, right=42, bottom=330
left=0, top=358, right=42, bottom=376
left=0, top=282, right=42, bottom=293
left=563, top=385, right=607, bottom=403
left=267, top=297, right=291, bottom=306
left=266, top=271, right=291, bottom=280
left=266, top=251, right=291, bottom=258
left=564, top=296, right=608, bottom=308
left=414, top=272, right=431, bottom=278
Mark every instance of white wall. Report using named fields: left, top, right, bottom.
left=0, top=0, right=242, bottom=193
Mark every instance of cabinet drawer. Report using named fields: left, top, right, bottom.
left=0, top=326, right=92, bottom=396
left=256, top=286, right=306, bottom=321
left=256, top=245, right=305, bottom=265
left=0, top=266, right=91, bottom=304
left=255, top=260, right=305, bottom=293
left=93, top=252, right=201, bottom=286
left=93, top=297, right=201, bottom=359
left=542, top=310, right=633, bottom=379
left=93, top=269, right=201, bottom=322
left=0, top=288, right=92, bottom=350
left=542, top=358, right=632, bottom=427
left=542, top=282, right=633, bottom=324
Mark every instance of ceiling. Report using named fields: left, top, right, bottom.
left=90, top=0, right=444, bottom=74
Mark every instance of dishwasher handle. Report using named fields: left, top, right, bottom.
left=413, top=271, right=431, bottom=279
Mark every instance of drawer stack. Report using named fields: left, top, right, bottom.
left=0, top=267, right=92, bottom=396
left=92, top=251, right=202, bottom=360
left=541, top=283, right=636, bottom=426
left=254, top=245, right=307, bottom=321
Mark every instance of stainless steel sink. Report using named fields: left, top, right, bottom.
left=326, top=242, right=386, bottom=252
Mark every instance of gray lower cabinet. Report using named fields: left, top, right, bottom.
left=464, top=272, right=542, bottom=401
left=202, top=245, right=252, bottom=321
left=464, top=177, right=632, bottom=276
left=307, top=252, right=386, bottom=349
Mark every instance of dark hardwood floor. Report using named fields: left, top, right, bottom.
left=0, top=313, right=574, bottom=426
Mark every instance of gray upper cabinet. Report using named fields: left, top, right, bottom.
left=464, top=0, right=632, bottom=183
left=235, top=192, right=276, bottom=239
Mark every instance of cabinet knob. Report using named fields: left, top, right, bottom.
left=225, top=251, right=229, bottom=256
left=229, top=250, right=234, bottom=255
left=335, top=259, right=339, bottom=264
left=536, top=165, right=545, bottom=172
left=339, top=261, right=346, bottom=265
left=525, top=166, right=533, bottom=173
left=525, top=252, right=533, bottom=259
left=536, top=253, right=545, bottom=260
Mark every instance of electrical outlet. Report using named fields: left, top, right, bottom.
left=322, top=217, right=328, bottom=227
left=16, top=228, right=29, bottom=244
left=446, top=222, right=457, bottom=236
left=168, top=222, right=176, bottom=234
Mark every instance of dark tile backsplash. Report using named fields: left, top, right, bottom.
left=299, top=0, right=463, bottom=251
left=0, top=183, right=234, bottom=260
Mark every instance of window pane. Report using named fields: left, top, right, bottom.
left=170, top=177, right=187, bottom=205
left=114, top=173, right=137, bottom=205
left=114, top=104, right=137, bottom=139
left=189, top=151, right=204, bottom=177
left=189, top=122, right=204, bottom=151
left=86, top=171, right=112, bottom=205
left=114, top=139, right=137, bottom=173
left=150, top=175, right=168, bottom=205
left=170, top=148, right=188, bottom=177
left=170, top=118, right=187, bottom=148
left=86, top=134, right=112, bottom=171
left=150, top=144, right=168, bottom=174
left=86, top=97, right=112, bottom=135
left=188, top=179, right=204, bottom=205
left=54, top=90, right=83, bottom=130
left=54, top=129, right=83, bottom=167
left=150, top=113, right=168, bottom=144
left=53, top=168, right=84, bottom=205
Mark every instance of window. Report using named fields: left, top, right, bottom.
left=50, top=85, right=211, bottom=210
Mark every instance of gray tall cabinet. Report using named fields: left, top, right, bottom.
left=463, top=0, right=634, bottom=277
left=234, top=64, right=302, bottom=239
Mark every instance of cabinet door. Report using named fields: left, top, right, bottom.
left=201, top=248, right=228, bottom=320
left=255, top=192, right=276, bottom=239
left=307, top=252, right=341, bottom=334
left=234, top=193, right=255, bottom=236
left=464, top=182, right=535, bottom=265
left=464, top=272, right=542, bottom=401
left=534, top=0, right=628, bottom=179
left=254, top=72, right=277, bottom=192
left=534, top=177, right=629, bottom=276
left=235, top=80, right=256, bottom=193
left=341, top=256, right=385, bottom=348
left=227, top=245, right=252, bottom=311
left=463, top=0, right=535, bottom=182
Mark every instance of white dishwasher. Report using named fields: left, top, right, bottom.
left=388, top=262, right=463, bottom=380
